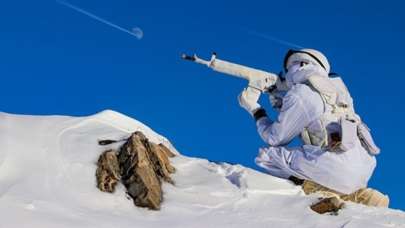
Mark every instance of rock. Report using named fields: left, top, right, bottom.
left=118, top=132, right=163, bottom=210
left=96, top=131, right=176, bottom=210
left=310, top=197, right=345, bottom=215
left=148, top=143, right=176, bottom=184
left=95, top=131, right=176, bottom=210
left=96, top=150, right=121, bottom=193
left=158, top=143, right=176, bottom=158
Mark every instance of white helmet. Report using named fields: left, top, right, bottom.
left=283, top=49, right=330, bottom=74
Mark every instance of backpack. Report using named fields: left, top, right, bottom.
left=302, top=73, right=380, bottom=155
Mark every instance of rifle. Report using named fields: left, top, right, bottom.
left=182, top=52, right=283, bottom=93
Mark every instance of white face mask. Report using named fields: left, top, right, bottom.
left=285, top=63, right=328, bottom=89
left=286, top=62, right=303, bottom=75
left=285, top=62, right=305, bottom=88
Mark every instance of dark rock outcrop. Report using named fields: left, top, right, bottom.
left=310, top=197, right=344, bottom=215
left=96, top=131, right=176, bottom=210
left=96, top=149, right=121, bottom=193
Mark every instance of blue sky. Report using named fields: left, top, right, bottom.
left=1, top=0, right=404, bottom=209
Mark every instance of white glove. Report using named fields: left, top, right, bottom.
left=238, top=87, right=261, bottom=115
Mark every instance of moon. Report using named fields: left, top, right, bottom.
left=132, top=27, right=143, bottom=40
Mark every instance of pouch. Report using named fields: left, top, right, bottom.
left=357, top=122, right=380, bottom=155
left=340, top=117, right=358, bottom=152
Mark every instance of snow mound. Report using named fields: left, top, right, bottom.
left=0, top=110, right=404, bottom=228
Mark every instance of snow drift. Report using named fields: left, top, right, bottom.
left=0, top=110, right=404, bottom=228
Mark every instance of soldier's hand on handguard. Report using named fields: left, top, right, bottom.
left=238, top=87, right=262, bottom=116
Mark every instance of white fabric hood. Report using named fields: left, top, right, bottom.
left=285, top=63, right=329, bottom=89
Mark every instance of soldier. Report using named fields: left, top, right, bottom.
left=238, top=49, right=389, bottom=207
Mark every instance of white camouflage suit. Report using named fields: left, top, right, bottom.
left=241, top=50, right=376, bottom=195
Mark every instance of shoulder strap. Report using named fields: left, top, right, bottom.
left=306, top=75, right=356, bottom=118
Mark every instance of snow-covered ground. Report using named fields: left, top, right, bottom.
left=0, top=110, right=404, bottom=228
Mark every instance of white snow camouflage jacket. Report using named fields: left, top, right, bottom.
left=255, top=64, right=376, bottom=194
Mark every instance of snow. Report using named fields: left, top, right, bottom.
left=0, top=110, right=404, bottom=228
